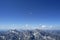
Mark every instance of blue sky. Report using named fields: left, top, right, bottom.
left=0, top=0, right=60, bottom=29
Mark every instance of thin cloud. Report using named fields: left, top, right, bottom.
left=24, top=12, right=32, bottom=16
left=0, top=24, right=60, bottom=30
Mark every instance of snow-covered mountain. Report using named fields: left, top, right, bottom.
left=0, top=29, right=60, bottom=40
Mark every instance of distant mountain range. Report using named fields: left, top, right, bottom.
left=0, top=29, right=60, bottom=40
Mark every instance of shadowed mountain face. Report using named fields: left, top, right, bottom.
left=0, top=29, right=60, bottom=40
